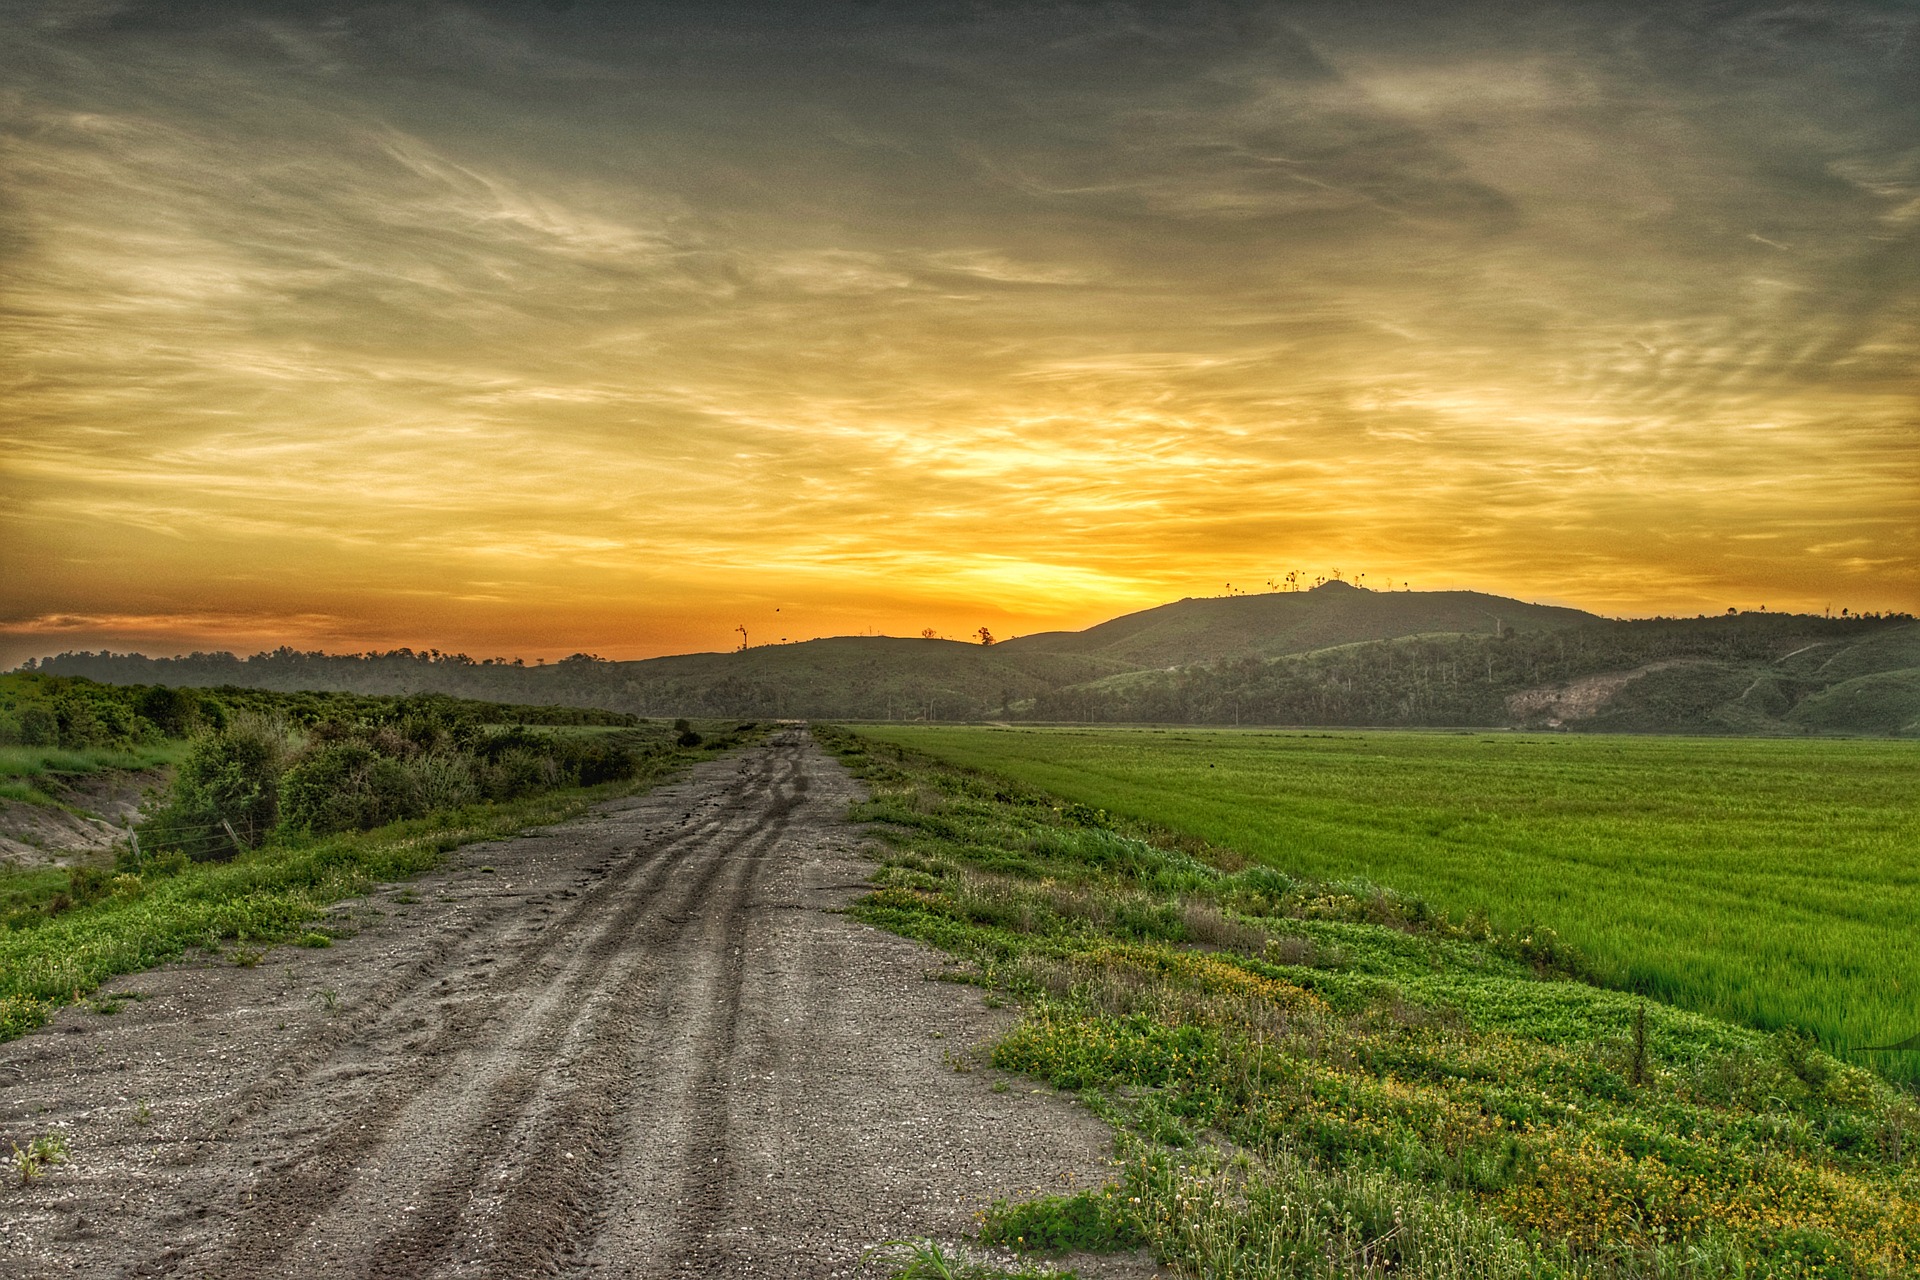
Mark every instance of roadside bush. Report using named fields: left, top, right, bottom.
left=134, top=701, right=656, bottom=847
left=480, top=745, right=560, bottom=800
left=281, top=742, right=424, bottom=834
left=279, top=720, right=638, bottom=829
left=139, top=713, right=302, bottom=857
left=410, top=748, right=480, bottom=811
left=549, top=735, right=641, bottom=786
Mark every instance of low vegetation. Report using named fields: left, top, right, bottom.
left=138, top=702, right=649, bottom=856
left=821, top=725, right=1919, bottom=1278
left=11, top=1132, right=67, bottom=1186
left=856, top=726, right=1920, bottom=1082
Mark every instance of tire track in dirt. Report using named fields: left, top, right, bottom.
left=657, top=765, right=811, bottom=1276
left=181, top=750, right=792, bottom=1278
left=212, top=749, right=779, bottom=1139
left=361, top=753, right=804, bottom=1277
left=5, top=731, right=1159, bottom=1280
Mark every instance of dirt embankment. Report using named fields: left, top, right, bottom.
left=0, top=731, right=1158, bottom=1279
left=0, top=769, right=170, bottom=866
left=1504, top=661, right=1692, bottom=727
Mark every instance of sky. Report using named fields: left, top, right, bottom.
left=3, top=0, right=1916, bottom=666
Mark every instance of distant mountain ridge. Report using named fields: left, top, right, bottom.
left=22, top=584, right=1918, bottom=734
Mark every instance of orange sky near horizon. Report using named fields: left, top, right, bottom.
left=3, top=2, right=1915, bottom=668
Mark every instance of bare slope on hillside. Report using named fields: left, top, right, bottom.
left=0, top=732, right=1151, bottom=1279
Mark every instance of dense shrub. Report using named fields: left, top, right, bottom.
left=134, top=685, right=209, bottom=737
left=0, top=673, right=227, bottom=748
left=281, top=742, right=424, bottom=833
left=270, top=715, right=643, bottom=835
left=139, top=713, right=303, bottom=857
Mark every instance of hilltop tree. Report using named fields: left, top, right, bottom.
left=976, top=627, right=996, bottom=646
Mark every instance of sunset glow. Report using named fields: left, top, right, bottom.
left=4, top=1, right=1915, bottom=665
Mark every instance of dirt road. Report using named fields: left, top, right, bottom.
left=0, top=730, right=1147, bottom=1278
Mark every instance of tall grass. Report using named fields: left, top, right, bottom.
left=855, top=727, right=1920, bottom=1079
left=0, top=742, right=190, bottom=804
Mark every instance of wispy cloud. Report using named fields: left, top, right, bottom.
left=2, top=0, right=1915, bottom=664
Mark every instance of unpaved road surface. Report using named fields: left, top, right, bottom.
left=1, top=731, right=1156, bottom=1278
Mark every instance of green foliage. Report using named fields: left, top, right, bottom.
left=868, top=1238, right=1074, bottom=1280
left=133, top=685, right=210, bottom=737
left=11, top=1132, right=68, bottom=1186
left=981, top=1189, right=1145, bottom=1255
left=139, top=713, right=301, bottom=856
left=860, top=726, right=1920, bottom=1081
left=137, top=703, right=678, bottom=845
left=281, top=741, right=426, bottom=833
left=0, top=673, right=162, bottom=749
left=820, top=725, right=1920, bottom=1278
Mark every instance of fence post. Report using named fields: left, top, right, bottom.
left=220, top=818, right=244, bottom=854
left=127, top=827, right=141, bottom=869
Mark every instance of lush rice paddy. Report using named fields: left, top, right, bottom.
left=854, top=727, right=1920, bottom=1076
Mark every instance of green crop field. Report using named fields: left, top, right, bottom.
left=854, top=726, right=1920, bottom=1075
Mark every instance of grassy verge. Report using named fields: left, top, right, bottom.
left=0, top=733, right=742, bottom=1042
left=818, top=725, right=1920, bottom=1280
left=0, top=742, right=189, bottom=806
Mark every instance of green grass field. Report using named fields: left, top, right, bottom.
left=853, top=727, right=1920, bottom=1075
left=826, top=726, right=1919, bottom=1277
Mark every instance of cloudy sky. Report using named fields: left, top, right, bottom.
left=2, top=0, right=1915, bottom=664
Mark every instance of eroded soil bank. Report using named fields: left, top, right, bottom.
left=0, top=769, right=168, bottom=866
left=0, top=730, right=1156, bottom=1278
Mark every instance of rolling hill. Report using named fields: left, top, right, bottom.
left=21, top=585, right=1916, bottom=733
left=1030, top=614, right=1920, bottom=735
left=1002, top=581, right=1597, bottom=667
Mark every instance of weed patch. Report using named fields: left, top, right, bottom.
left=865, top=1237, right=1074, bottom=1279
left=11, top=1133, right=68, bottom=1186
left=981, top=1188, right=1146, bottom=1256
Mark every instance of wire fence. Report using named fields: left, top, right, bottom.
left=124, top=817, right=249, bottom=865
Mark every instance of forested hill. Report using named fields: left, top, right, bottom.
left=1033, top=614, right=1920, bottom=735
left=20, top=586, right=1918, bottom=733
